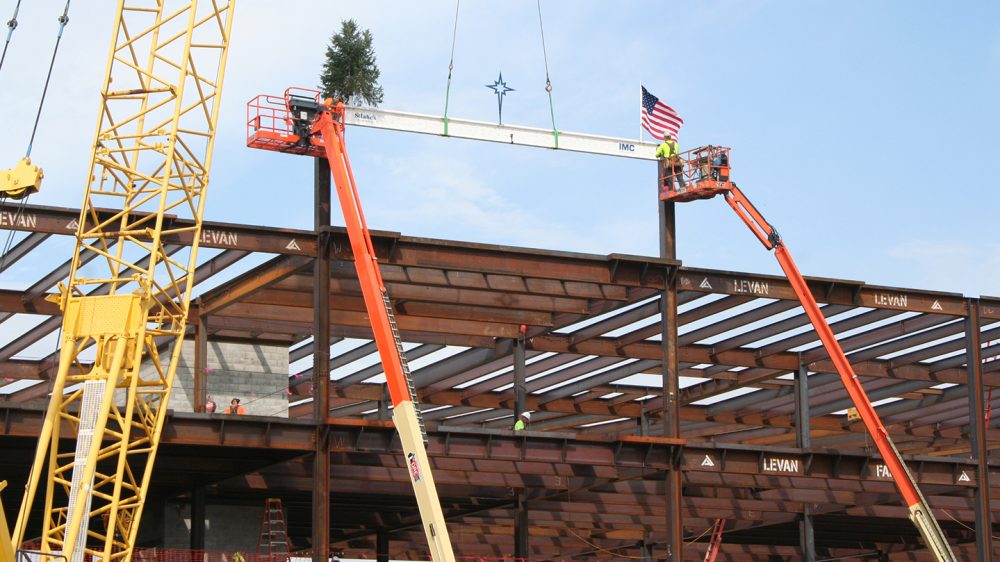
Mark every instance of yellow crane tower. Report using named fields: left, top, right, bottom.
left=8, top=3, right=235, bottom=561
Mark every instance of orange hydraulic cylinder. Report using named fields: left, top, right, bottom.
left=313, top=108, right=411, bottom=408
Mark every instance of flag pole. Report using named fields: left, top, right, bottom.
left=638, top=83, right=643, bottom=142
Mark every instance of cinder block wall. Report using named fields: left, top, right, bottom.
left=163, top=501, right=263, bottom=553
left=124, top=340, right=289, bottom=418
left=170, top=340, right=289, bottom=417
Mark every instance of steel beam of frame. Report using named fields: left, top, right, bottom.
left=514, top=332, right=526, bottom=418
left=376, top=528, right=389, bottom=562
left=658, top=173, right=683, bottom=562
left=677, top=269, right=969, bottom=316
left=514, top=490, right=529, bottom=558
left=193, top=311, right=208, bottom=413
left=13, top=204, right=980, bottom=315
left=0, top=232, right=49, bottom=273
left=687, top=299, right=802, bottom=352
left=529, top=334, right=983, bottom=388
left=799, top=505, right=816, bottom=562
left=757, top=308, right=904, bottom=361
left=0, top=288, right=60, bottom=317
left=965, top=298, right=992, bottom=561
left=190, top=486, right=205, bottom=551
left=198, top=254, right=312, bottom=316
left=3, top=407, right=987, bottom=490
left=313, top=157, right=332, bottom=562
left=329, top=344, right=447, bottom=390
left=795, top=359, right=810, bottom=449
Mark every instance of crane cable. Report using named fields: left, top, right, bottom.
left=536, top=0, right=558, bottom=147
left=26, top=0, right=71, bottom=159
left=0, top=0, right=72, bottom=272
left=441, top=0, right=460, bottom=136
left=0, top=0, right=22, bottom=76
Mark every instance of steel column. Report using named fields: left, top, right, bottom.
left=639, top=535, right=653, bottom=562
left=798, top=505, right=816, bottom=562
left=966, top=298, right=992, bottom=561
left=514, top=489, right=529, bottom=559
left=376, top=528, right=389, bottom=562
left=795, top=358, right=811, bottom=449
left=190, top=486, right=205, bottom=552
left=659, top=179, right=682, bottom=562
left=514, top=333, right=527, bottom=418
left=193, top=312, right=207, bottom=413
left=312, top=157, right=332, bottom=562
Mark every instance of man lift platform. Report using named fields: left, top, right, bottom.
left=247, top=88, right=455, bottom=562
left=660, top=146, right=958, bottom=562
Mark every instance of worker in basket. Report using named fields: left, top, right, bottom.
left=656, top=132, right=685, bottom=192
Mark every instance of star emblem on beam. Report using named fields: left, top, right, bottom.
left=486, top=72, right=515, bottom=125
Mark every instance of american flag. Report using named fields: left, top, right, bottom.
left=641, top=86, right=683, bottom=140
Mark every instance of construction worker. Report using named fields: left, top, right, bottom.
left=655, top=132, right=685, bottom=191
left=224, top=397, right=246, bottom=415
left=232, top=552, right=246, bottom=562
left=513, top=411, right=530, bottom=431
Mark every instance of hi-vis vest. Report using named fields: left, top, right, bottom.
left=656, top=140, right=679, bottom=159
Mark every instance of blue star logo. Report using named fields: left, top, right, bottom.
left=486, top=72, right=515, bottom=124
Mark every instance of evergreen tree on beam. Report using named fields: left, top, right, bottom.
left=320, top=19, right=384, bottom=107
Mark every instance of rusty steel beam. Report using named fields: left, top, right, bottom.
left=11, top=204, right=980, bottom=312
left=685, top=299, right=803, bottom=352
left=0, top=231, right=49, bottom=273
left=0, top=239, right=113, bottom=326
left=965, top=298, right=992, bottom=561
left=755, top=308, right=905, bottom=360
left=313, top=157, right=333, bottom=562
left=198, top=254, right=312, bottom=315
left=677, top=268, right=968, bottom=316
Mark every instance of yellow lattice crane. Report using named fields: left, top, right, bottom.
left=5, top=2, right=235, bottom=561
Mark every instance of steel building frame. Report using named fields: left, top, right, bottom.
left=0, top=195, right=997, bottom=561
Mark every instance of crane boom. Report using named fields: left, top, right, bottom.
left=662, top=149, right=957, bottom=562
left=248, top=90, right=456, bottom=562
left=9, top=3, right=236, bottom=561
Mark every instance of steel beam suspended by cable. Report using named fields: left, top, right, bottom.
left=342, top=105, right=659, bottom=160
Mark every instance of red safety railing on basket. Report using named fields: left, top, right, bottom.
left=660, top=145, right=733, bottom=203
left=246, top=93, right=326, bottom=158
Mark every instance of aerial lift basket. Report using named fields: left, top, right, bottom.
left=660, top=145, right=733, bottom=202
left=247, top=88, right=329, bottom=158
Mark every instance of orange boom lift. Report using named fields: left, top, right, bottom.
left=247, top=89, right=456, bottom=562
left=661, top=150, right=957, bottom=562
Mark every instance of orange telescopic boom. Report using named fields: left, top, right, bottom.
left=248, top=89, right=455, bottom=562
left=661, top=150, right=956, bottom=562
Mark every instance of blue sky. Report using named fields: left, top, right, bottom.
left=0, top=0, right=997, bottom=306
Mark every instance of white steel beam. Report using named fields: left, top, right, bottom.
left=343, top=106, right=658, bottom=161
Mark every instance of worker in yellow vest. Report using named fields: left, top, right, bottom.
left=513, top=411, right=530, bottom=431
left=656, top=132, right=685, bottom=191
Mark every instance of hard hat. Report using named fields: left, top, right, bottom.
left=664, top=132, right=672, bottom=139
left=521, top=411, right=531, bottom=420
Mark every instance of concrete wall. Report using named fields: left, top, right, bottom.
left=163, top=501, right=263, bottom=552
left=122, top=340, right=289, bottom=418
left=171, top=340, right=289, bottom=417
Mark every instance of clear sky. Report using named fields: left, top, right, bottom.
left=0, top=0, right=997, bottom=307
